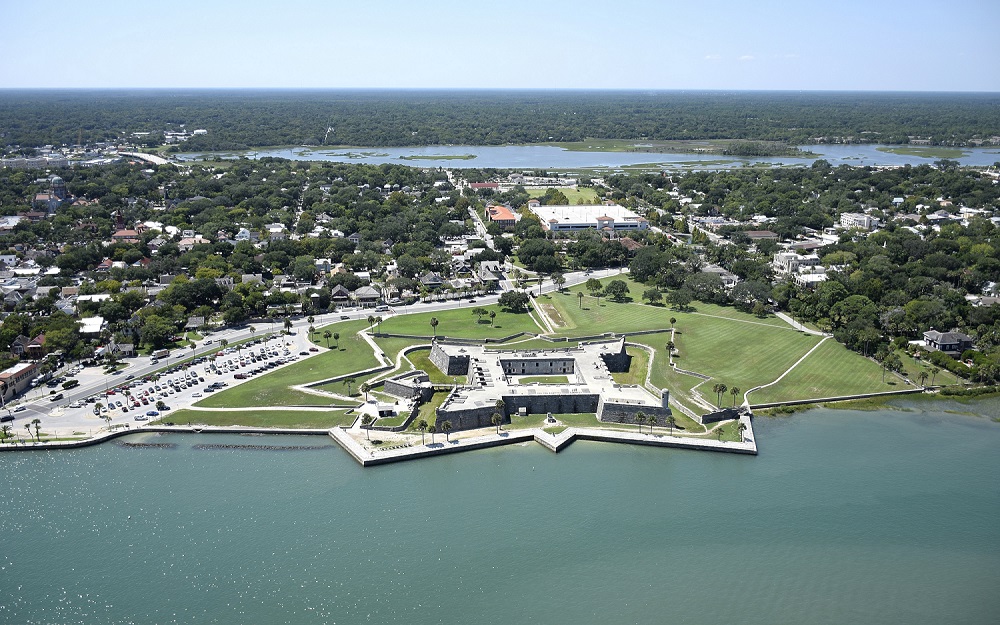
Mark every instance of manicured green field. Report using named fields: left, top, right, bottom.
left=540, top=275, right=789, bottom=336
left=750, top=342, right=914, bottom=404
left=518, top=375, right=569, bottom=384
left=195, top=321, right=376, bottom=407
left=166, top=409, right=356, bottom=428
left=376, top=304, right=543, bottom=339
left=526, top=186, right=600, bottom=204
left=631, top=323, right=820, bottom=407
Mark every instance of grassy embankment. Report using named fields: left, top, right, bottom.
left=526, top=186, right=600, bottom=204
left=166, top=409, right=356, bottom=428
left=194, top=320, right=374, bottom=408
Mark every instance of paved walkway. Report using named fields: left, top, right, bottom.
left=774, top=311, right=828, bottom=336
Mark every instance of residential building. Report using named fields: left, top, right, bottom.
left=840, top=213, right=879, bottom=230
left=923, top=330, right=974, bottom=356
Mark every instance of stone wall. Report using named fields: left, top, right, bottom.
left=596, top=397, right=673, bottom=425
left=383, top=370, right=434, bottom=402
left=435, top=391, right=600, bottom=430
left=500, top=357, right=575, bottom=376
left=599, top=337, right=630, bottom=372
left=429, top=342, right=470, bottom=376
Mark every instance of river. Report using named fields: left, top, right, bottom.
left=1, top=398, right=997, bottom=624
left=177, top=144, right=1000, bottom=170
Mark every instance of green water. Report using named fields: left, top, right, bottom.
left=1, top=399, right=998, bottom=625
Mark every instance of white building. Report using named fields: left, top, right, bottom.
left=773, top=252, right=821, bottom=275
left=839, top=213, right=879, bottom=231
left=530, top=203, right=649, bottom=232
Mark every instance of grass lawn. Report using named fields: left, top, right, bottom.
left=165, top=409, right=356, bottom=428
left=610, top=347, right=649, bottom=386
left=195, top=321, right=377, bottom=407
left=518, top=375, right=570, bottom=384
left=377, top=304, right=543, bottom=339
left=541, top=275, right=789, bottom=336
left=499, top=337, right=581, bottom=350
left=413, top=391, right=450, bottom=427
left=526, top=186, right=600, bottom=204
left=373, top=336, right=428, bottom=363
left=631, top=323, right=821, bottom=407
left=898, top=352, right=964, bottom=387
left=750, top=342, right=911, bottom=404
left=405, top=349, right=461, bottom=384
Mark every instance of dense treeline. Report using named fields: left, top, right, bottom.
left=2, top=90, right=1000, bottom=151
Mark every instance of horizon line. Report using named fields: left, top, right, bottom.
left=0, top=87, right=998, bottom=95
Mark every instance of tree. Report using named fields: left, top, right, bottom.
left=918, top=370, right=929, bottom=387
left=667, top=288, right=692, bottom=311
left=333, top=332, right=340, bottom=348
left=429, top=317, right=439, bottom=338
left=577, top=291, right=584, bottom=308
left=25, top=422, right=33, bottom=441
left=666, top=340, right=675, bottom=354
left=283, top=318, right=292, bottom=333
left=635, top=411, right=646, bottom=433
left=367, top=315, right=375, bottom=329
left=738, top=422, right=748, bottom=442
left=552, top=272, right=566, bottom=291
left=220, top=338, right=229, bottom=350
left=585, top=278, right=602, bottom=297
left=361, top=414, right=373, bottom=440
left=647, top=413, right=658, bottom=433
left=642, top=288, right=662, bottom=305
left=472, top=307, right=488, bottom=323
left=32, top=419, right=43, bottom=441
left=417, top=419, right=428, bottom=444
left=0, top=424, right=10, bottom=444
left=491, top=412, right=502, bottom=434
left=489, top=310, right=496, bottom=326
left=712, top=383, right=728, bottom=407
left=730, top=386, right=741, bottom=407
left=156, top=400, right=166, bottom=410
left=323, top=330, right=332, bottom=347
left=669, top=317, right=676, bottom=329
left=442, top=420, right=453, bottom=442
left=345, top=377, right=356, bottom=396
left=718, top=424, right=725, bottom=441
left=604, top=279, right=629, bottom=302
left=307, top=315, right=314, bottom=326
left=360, top=382, right=371, bottom=402
left=930, top=366, right=940, bottom=385
left=498, top=291, right=530, bottom=312
left=495, top=398, right=505, bottom=415
left=666, top=415, right=676, bottom=435
left=308, top=325, right=316, bottom=337
left=428, top=424, right=436, bottom=444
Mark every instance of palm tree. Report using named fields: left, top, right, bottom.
left=307, top=315, right=314, bottom=326
left=417, top=419, right=428, bottom=444
left=375, top=316, right=383, bottom=333
left=345, top=377, right=356, bottom=397
left=635, top=411, right=646, bottom=433
left=718, top=424, right=725, bottom=441
left=930, top=366, right=940, bottom=385
left=361, top=415, right=373, bottom=440
left=219, top=338, right=229, bottom=350
left=249, top=326, right=256, bottom=338
left=712, top=383, right=727, bottom=407
left=333, top=332, right=340, bottom=348
left=1, top=423, right=10, bottom=444
left=429, top=317, right=438, bottom=338
left=442, top=420, right=453, bottom=442
left=666, top=340, right=675, bottom=354
left=647, top=414, right=658, bottom=433
left=24, top=422, right=33, bottom=442
left=491, top=412, right=502, bottom=434
left=427, top=424, right=436, bottom=444
left=669, top=317, right=676, bottom=329
left=730, top=386, right=741, bottom=407
left=283, top=318, right=292, bottom=334
left=360, top=382, right=371, bottom=402
left=737, top=421, right=748, bottom=443
left=494, top=398, right=505, bottom=416
left=918, top=370, right=929, bottom=388
left=308, top=325, right=316, bottom=338
left=367, top=315, right=375, bottom=329
left=577, top=292, right=584, bottom=308
left=323, top=330, right=332, bottom=347
left=489, top=310, right=496, bottom=326
left=666, top=415, right=676, bottom=435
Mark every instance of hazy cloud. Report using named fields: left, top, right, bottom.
left=738, top=55, right=755, bottom=62
left=704, top=54, right=721, bottom=60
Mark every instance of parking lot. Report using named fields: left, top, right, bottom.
left=2, top=329, right=321, bottom=441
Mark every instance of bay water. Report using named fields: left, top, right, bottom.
left=1, top=399, right=998, bottom=624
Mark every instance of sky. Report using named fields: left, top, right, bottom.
left=2, top=0, right=998, bottom=91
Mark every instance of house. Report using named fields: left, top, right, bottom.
left=773, top=252, right=821, bottom=275
left=26, top=334, right=45, bottom=360
left=9, top=335, right=32, bottom=356
left=839, top=213, right=879, bottom=231
left=266, top=223, right=287, bottom=241
left=352, top=285, right=380, bottom=307
left=0, top=361, right=40, bottom=401
left=184, top=316, right=206, bottom=330
left=329, top=284, right=351, bottom=306
left=745, top=230, right=780, bottom=242
left=347, top=233, right=361, bottom=245
left=923, top=330, right=973, bottom=356
left=419, top=272, right=445, bottom=290
left=112, top=229, right=141, bottom=243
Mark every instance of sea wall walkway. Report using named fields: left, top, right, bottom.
left=329, top=412, right=756, bottom=467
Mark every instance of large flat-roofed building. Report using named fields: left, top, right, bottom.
left=530, top=203, right=649, bottom=232
left=426, top=338, right=675, bottom=432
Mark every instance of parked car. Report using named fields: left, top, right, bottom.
left=146, top=410, right=160, bottom=417
left=14, top=405, right=26, bottom=412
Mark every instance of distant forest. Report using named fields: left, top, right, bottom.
left=2, top=90, right=999, bottom=150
